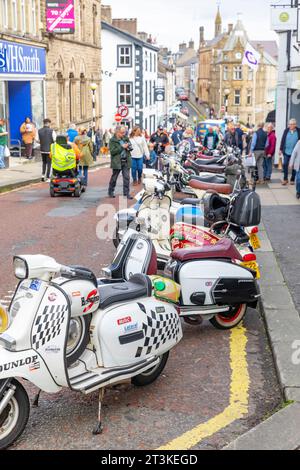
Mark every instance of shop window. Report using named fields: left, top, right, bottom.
left=31, top=81, right=44, bottom=131
left=69, top=73, right=76, bottom=122
left=80, top=73, right=87, bottom=119
left=0, top=81, right=7, bottom=120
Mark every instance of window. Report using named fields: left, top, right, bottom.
left=57, top=72, right=65, bottom=128
left=80, top=74, right=87, bottom=119
left=234, top=89, right=241, bottom=106
left=248, top=67, right=254, bottom=81
left=92, top=5, right=97, bottom=45
left=69, top=73, right=76, bottom=121
left=118, top=45, right=132, bottom=67
left=0, top=0, right=8, bottom=28
left=145, top=51, right=148, bottom=71
left=12, top=0, right=17, bottom=31
left=30, top=0, right=36, bottom=34
left=118, top=83, right=133, bottom=106
left=154, top=55, right=156, bottom=72
left=145, top=80, right=148, bottom=106
left=150, top=53, right=152, bottom=72
left=233, top=66, right=242, bottom=80
left=20, top=0, right=26, bottom=33
left=223, top=66, right=229, bottom=81
left=247, top=89, right=252, bottom=106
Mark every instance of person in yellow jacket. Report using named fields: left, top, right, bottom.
left=20, top=117, right=36, bottom=160
left=50, top=134, right=80, bottom=177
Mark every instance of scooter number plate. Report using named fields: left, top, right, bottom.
left=250, top=234, right=261, bottom=250
left=242, top=261, right=261, bottom=280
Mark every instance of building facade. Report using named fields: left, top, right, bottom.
left=101, top=18, right=159, bottom=133
left=0, top=0, right=47, bottom=142
left=157, top=61, right=176, bottom=126
left=198, top=9, right=278, bottom=125
left=40, top=0, right=102, bottom=131
left=174, top=40, right=198, bottom=96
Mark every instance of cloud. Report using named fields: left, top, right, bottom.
left=106, top=0, right=277, bottom=50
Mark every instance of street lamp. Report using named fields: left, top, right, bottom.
left=224, top=88, right=230, bottom=120
left=90, top=82, right=97, bottom=146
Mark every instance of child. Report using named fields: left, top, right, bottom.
left=146, top=143, right=158, bottom=169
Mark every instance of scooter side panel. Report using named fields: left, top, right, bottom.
left=92, top=298, right=182, bottom=368
left=0, top=346, right=61, bottom=393
left=178, top=260, right=254, bottom=306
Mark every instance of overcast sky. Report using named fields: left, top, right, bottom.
left=107, top=0, right=280, bottom=50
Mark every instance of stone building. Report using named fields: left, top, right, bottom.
left=40, top=0, right=102, bottom=131
left=198, top=8, right=278, bottom=125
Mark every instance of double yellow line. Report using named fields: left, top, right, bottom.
left=159, top=325, right=250, bottom=450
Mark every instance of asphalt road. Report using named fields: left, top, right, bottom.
left=0, top=168, right=281, bottom=450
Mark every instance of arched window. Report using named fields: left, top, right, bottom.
left=69, top=72, right=76, bottom=122
left=57, top=72, right=65, bottom=128
left=80, top=73, right=86, bottom=119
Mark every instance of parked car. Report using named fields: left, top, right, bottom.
left=178, top=94, right=189, bottom=101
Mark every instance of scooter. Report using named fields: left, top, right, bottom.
left=0, top=255, right=182, bottom=449
left=105, top=231, right=261, bottom=329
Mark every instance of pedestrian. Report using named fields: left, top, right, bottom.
left=224, top=126, right=238, bottom=148
left=108, top=126, right=133, bottom=200
left=75, top=128, right=94, bottom=187
left=251, top=122, right=268, bottom=184
left=0, top=118, right=8, bottom=169
left=279, top=118, right=300, bottom=186
left=129, top=126, right=149, bottom=186
left=215, top=125, right=224, bottom=143
left=38, top=118, right=56, bottom=182
left=103, top=129, right=112, bottom=150
left=146, top=143, right=158, bottom=169
left=171, top=125, right=183, bottom=147
left=235, top=123, right=245, bottom=153
left=264, top=123, right=277, bottom=182
left=289, top=139, right=300, bottom=199
left=20, top=117, right=36, bottom=159
left=66, top=123, right=78, bottom=143
left=245, top=128, right=254, bottom=155
left=150, top=126, right=169, bottom=155
left=95, top=128, right=103, bottom=156
left=203, top=126, right=219, bottom=151
left=182, top=128, right=196, bottom=151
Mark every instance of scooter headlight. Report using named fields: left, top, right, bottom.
left=13, top=256, right=29, bottom=280
left=0, top=304, right=10, bottom=333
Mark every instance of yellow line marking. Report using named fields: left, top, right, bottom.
left=158, top=325, right=250, bottom=450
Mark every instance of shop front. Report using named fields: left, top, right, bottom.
left=0, top=39, right=46, bottom=144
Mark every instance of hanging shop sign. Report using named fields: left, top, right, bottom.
left=46, top=0, right=75, bottom=34
left=154, top=87, right=165, bottom=102
left=0, top=40, right=46, bottom=76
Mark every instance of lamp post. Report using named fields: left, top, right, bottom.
left=224, top=88, right=230, bottom=121
left=90, top=82, right=97, bottom=145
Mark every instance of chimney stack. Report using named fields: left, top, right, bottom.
left=101, top=5, right=112, bottom=24
left=189, top=39, right=195, bottom=50
left=112, top=18, right=138, bottom=36
left=199, top=26, right=205, bottom=45
left=179, top=42, right=187, bottom=52
left=228, top=24, right=233, bottom=33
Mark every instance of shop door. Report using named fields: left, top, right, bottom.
left=8, top=81, right=32, bottom=142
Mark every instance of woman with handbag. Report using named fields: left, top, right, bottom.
left=129, top=126, right=150, bottom=186
left=0, top=118, right=8, bottom=169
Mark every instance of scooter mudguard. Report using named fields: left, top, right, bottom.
left=92, top=298, right=182, bottom=369
left=0, top=283, right=71, bottom=391
left=0, top=346, right=61, bottom=393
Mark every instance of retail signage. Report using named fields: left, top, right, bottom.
left=271, top=7, right=297, bottom=32
left=0, top=40, right=46, bottom=76
left=46, top=0, right=75, bottom=34
left=154, top=87, right=165, bottom=102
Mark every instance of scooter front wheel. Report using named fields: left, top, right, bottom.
left=66, top=315, right=92, bottom=366
left=210, top=304, right=247, bottom=330
left=131, top=352, right=169, bottom=387
left=0, top=379, right=30, bottom=450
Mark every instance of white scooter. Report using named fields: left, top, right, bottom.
left=0, top=255, right=182, bottom=449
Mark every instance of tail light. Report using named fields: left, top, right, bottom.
left=251, top=227, right=259, bottom=234
left=243, top=253, right=257, bottom=262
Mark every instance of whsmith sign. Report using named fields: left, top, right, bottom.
left=0, top=40, right=46, bottom=76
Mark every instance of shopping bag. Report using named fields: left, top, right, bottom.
left=244, top=154, right=256, bottom=168
left=4, top=146, right=10, bottom=157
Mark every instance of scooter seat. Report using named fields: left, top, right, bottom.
left=180, top=198, right=202, bottom=206
left=189, top=179, right=232, bottom=195
left=171, top=238, right=243, bottom=262
left=190, top=174, right=226, bottom=184
left=98, top=274, right=152, bottom=310
left=195, top=158, right=220, bottom=166
left=192, top=165, right=226, bottom=174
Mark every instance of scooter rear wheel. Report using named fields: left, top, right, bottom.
left=210, top=304, right=247, bottom=330
left=0, top=379, right=30, bottom=450
left=132, top=352, right=169, bottom=387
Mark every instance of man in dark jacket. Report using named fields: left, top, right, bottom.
left=279, top=118, right=300, bottom=185
left=38, top=118, right=56, bottom=181
left=251, top=122, right=268, bottom=184
left=150, top=126, right=169, bottom=155
left=108, top=126, right=133, bottom=199
left=224, top=127, right=239, bottom=148
left=203, top=126, right=219, bottom=150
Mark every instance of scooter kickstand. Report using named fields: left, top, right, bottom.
left=33, top=389, right=41, bottom=407
left=93, top=388, right=105, bottom=435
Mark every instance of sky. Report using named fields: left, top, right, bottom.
left=107, top=0, right=280, bottom=51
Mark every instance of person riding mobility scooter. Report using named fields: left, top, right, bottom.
left=50, top=135, right=83, bottom=197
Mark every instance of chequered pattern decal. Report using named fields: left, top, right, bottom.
left=135, top=304, right=181, bottom=358
left=32, top=305, right=68, bottom=350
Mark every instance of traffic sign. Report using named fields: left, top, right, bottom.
left=118, top=105, right=129, bottom=118
left=115, top=113, right=122, bottom=123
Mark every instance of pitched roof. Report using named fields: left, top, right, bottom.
left=176, top=48, right=198, bottom=67
left=250, top=41, right=278, bottom=61
left=101, top=21, right=159, bottom=51
left=223, top=20, right=248, bottom=51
